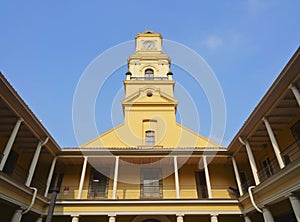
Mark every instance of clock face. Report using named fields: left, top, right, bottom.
left=143, top=41, right=155, bottom=50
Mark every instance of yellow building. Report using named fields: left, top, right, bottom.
left=0, top=31, right=299, bottom=222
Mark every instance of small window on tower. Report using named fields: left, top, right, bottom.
left=145, top=130, right=155, bottom=146
left=145, top=69, right=154, bottom=80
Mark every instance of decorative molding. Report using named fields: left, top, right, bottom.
left=54, top=199, right=239, bottom=205
left=50, top=210, right=242, bottom=216
left=0, top=173, right=48, bottom=204
left=240, top=160, right=300, bottom=213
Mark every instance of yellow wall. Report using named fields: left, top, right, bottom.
left=59, top=164, right=82, bottom=199
left=82, top=122, right=220, bottom=148
left=81, top=31, right=220, bottom=149
left=210, top=164, right=237, bottom=198
left=55, top=204, right=241, bottom=213
left=124, top=82, right=175, bottom=98
left=59, top=159, right=237, bottom=200
left=178, top=164, right=197, bottom=198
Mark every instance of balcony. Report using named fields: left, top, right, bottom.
left=55, top=184, right=237, bottom=200
left=258, top=140, right=300, bottom=183
left=281, top=140, right=300, bottom=164
left=130, top=77, right=169, bottom=80
left=0, top=160, right=47, bottom=196
left=241, top=176, right=255, bottom=194
left=241, top=140, right=300, bottom=193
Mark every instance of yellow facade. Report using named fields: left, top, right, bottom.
left=82, top=31, right=219, bottom=149
left=0, top=32, right=299, bottom=222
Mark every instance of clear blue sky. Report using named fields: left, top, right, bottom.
left=0, top=1, right=299, bottom=147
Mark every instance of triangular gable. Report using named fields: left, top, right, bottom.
left=122, top=86, right=178, bottom=105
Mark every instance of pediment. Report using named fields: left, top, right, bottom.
left=122, top=86, right=178, bottom=105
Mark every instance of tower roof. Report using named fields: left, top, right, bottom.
left=136, top=30, right=162, bottom=39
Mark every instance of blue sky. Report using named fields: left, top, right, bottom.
left=0, top=1, right=299, bottom=147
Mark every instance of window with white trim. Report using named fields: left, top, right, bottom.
left=140, top=168, right=162, bottom=199
left=145, top=130, right=155, bottom=146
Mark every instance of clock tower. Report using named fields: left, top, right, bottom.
left=81, top=31, right=219, bottom=148
left=126, top=30, right=172, bottom=81
left=121, top=30, right=177, bottom=146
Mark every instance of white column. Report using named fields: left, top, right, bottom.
left=77, top=156, right=88, bottom=199
left=112, top=156, right=120, bottom=199
left=289, top=84, right=300, bottom=107
left=72, top=216, right=79, bottom=222
left=167, top=72, right=173, bottom=80
left=239, top=138, right=260, bottom=185
left=26, top=141, right=43, bottom=186
left=203, top=156, right=212, bottom=198
left=232, top=156, right=243, bottom=196
left=289, top=195, right=300, bottom=221
left=109, top=216, right=116, bottom=222
left=0, top=118, right=23, bottom=171
left=263, top=117, right=285, bottom=169
left=36, top=217, right=43, bottom=222
left=174, top=156, right=180, bottom=198
left=210, top=214, right=218, bottom=222
left=176, top=214, right=184, bottom=222
left=10, top=208, right=22, bottom=222
left=44, top=156, right=57, bottom=197
left=244, top=215, right=252, bottom=222
left=262, top=207, right=275, bottom=222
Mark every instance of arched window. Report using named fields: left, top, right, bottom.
left=145, top=69, right=154, bottom=80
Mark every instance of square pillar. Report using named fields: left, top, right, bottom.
left=44, top=156, right=57, bottom=197
left=289, top=195, right=300, bottom=221
left=174, top=156, right=180, bottom=198
left=112, top=156, right=120, bottom=199
left=232, top=156, right=243, bottom=196
left=262, top=207, right=275, bottom=222
left=0, top=118, right=23, bottom=171
left=10, top=208, right=23, bottom=222
left=239, top=137, right=260, bottom=185
left=244, top=215, right=252, bottom=222
left=203, top=156, right=212, bottom=198
left=36, top=216, right=43, bottom=222
left=210, top=214, right=218, bottom=222
left=176, top=214, right=184, bottom=222
left=263, top=117, right=285, bottom=169
left=109, top=215, right=116, bottom=222
left=72, top=216, right=79, bottom=222
left=77, top=156, right=88, bottom=199
left=289, top=84, right=300, bottom=107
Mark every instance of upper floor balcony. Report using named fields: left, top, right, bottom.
left=54, top=184, right=237, bottom=200
left=240, top=139, right=300, bottom=194
left=125, top=70, right=173, bottom=80
left=130, top=77, right=169, bottom=81
left=46, top=154, right=240, bottom=202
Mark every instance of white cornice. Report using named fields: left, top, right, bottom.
left=239, top=160, right=300, bottom=213
left=0, top=173, right=48, bottom=204
left=0, top=192, right=43, bottom=214
left=51, top=210, right=242, bottom=216
left=54, top=199, right=239, bottom=205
